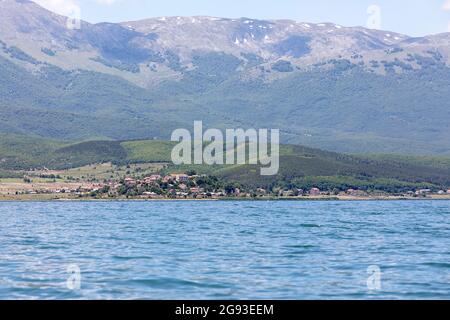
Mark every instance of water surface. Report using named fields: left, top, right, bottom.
left=0, top=200, right=449, bottom=299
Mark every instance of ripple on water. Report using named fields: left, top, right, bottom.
left=1, top=200, right=450, bottom=299
left=129, top=278, right=231, bottom=290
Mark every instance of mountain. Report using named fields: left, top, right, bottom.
left=1, top=0, right=450, bottom=154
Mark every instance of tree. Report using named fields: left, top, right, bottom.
left=224, top=184, right=236, bottom=195
left=185, top=170, right=197, bottom=176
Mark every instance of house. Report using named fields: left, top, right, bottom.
left=417, top=189, right=431, bottom=195
left=190, top=187, right=204, bottom=193
left=171, top=174, right=189, bottom=182
left=79, top=185, right=96, bottom=192
left=142, top=192, right=163, bottom=199
left=110, top=183, right=122, bottom=191
left=124, top=177, right=137, bottom=186
left=309, top=188, right=321, bottom=196
left=176, top=192, right=189, bottom=197
left=179, top=183, right=188, bottom=190
left=447, top=190, right=450, bottom=194
left=256, top=188, right=267, bottom=194
left=144, top=175, right=161, bottom=184
left=282, top=190, right=295, bottom=197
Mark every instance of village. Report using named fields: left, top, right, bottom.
left=1, top=167, right=450, bottom=201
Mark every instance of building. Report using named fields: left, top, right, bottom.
left=256, top=188, right=267, bottom=194
left=144, top=175, right=161, bottom=184
left=124, top=178, right=137, bottom=186
left=179, top=183, right=188, bottom=190
left=171, top=174, right=189, bottom=182
left=176, top=192, right=189, bottom=197
left=142, top=192, right=163, bottom=199
left=190, top=187, right=203, bottom=193
left=310, top=188, right=321, bottom=196
left=417, top=189, right=431, bottom=195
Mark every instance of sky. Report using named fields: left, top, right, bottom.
left=32, top=0, right=450, bottom=36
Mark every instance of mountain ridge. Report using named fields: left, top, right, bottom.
left=1, top=0, right=450, bottom=155
left=3, top=0, right=448, bottom=82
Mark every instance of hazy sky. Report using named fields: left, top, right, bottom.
left=33, top=0, right=450, bottom=36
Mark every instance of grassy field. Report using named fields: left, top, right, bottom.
left=121, top=140, right=175, bottom=163
left=23, top=163, right=165, bottom=183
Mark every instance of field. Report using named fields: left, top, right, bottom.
left=37, top=162, right=166, bottom=182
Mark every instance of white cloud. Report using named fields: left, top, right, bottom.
left=443, top=0, right=450, bottom=11
left=94, top=0, right=117, bottom=4
left=32, top=0, right=117, bottom=17
left=32, top=0, right=80, bottom=17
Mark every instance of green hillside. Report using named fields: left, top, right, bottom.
left=2, top=52, right=450, bottom=154
left=2, top=1, right=450, bottom=155
left=1, top=135, right=450, bottom=191
left=0, top=57, right=183, bottom=140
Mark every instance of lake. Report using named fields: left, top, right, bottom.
left=0, top=200, right=449, bottom=299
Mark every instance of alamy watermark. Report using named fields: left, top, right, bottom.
left=367, top=265, right=382, bottom=291
left=444, top=0, right=450, bottom=31
left=367, top=5, right=382, bottom=30
left=171, top=121, right=280, bottom=176
left=66, top=6, right=81, bottom=30
left=66, top=264, right=81, bottom=290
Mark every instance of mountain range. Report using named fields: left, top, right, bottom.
left=1, top=0, right=450, bottom=154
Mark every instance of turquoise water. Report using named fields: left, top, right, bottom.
left=0, top=200, right=449, bottom=299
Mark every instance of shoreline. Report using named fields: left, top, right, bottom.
left=1, top=195, right=450, bottom=202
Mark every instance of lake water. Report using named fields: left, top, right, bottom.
left=0, top=200, right=449, bottom=300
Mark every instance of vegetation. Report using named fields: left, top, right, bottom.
left=2, top=45, right=38, bottom=64
left=2, top=49, right=450, bottom=155
left=0, top=169, right=22, bottom=179
left=90, top=57, right=140, bottom=73
left=1, top=135, right=450, bottom=193
left=271, top=60, right=294, bottom=72
left=40, top=48, right=56, bottom=56
left=274, top=35, right=311, bottom=58
left=121, top=140, right=175, bottom=163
